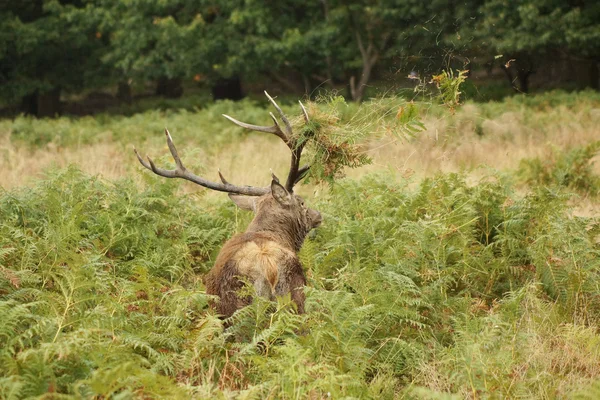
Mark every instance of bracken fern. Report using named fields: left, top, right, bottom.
left=1, top=165, right=599, bottom=398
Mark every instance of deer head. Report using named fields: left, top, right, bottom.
left=133, top=91, right=321, bottom=251
left=230, top=178, right=322, bottom=252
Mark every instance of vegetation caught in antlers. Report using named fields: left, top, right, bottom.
left=133, top=92, right=378, bottom=192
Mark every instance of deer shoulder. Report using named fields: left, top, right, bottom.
left=204, top=231, right=306, bottom=317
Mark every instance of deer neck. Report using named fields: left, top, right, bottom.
left=246, top=218, right=306, bottom=252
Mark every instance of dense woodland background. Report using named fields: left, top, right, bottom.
left=1, top=0, right=599, bottom=116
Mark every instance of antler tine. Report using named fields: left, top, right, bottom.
left=299, top=100, right=309, bottom=124
left=268, top=113, right=286, bottom=142
left=294, top=165, right=311, bottom=185
left=283, top=100, right=314, bottom=191
left=264, top=91, right=293, bottom=137
left=285, top=146, right=304, bottom=192
left=262, top=93, right=309, bottom=191
left=133, top=147, right=151, bottom=170
left=222, top=114, right=289, bottom=145
left=165, top=128, right=184, bottom=170
left=217, top=169, right=229, bottom=184
left=134, top=129, right=269, bottom=196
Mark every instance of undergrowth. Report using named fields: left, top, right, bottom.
left=1, top=166, right=600, bottom=398
left=518, top=141, right=600, bottom=197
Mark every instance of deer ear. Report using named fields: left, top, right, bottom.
left=228, top=194, right=257, bottom=211
left=271, top=179, right=292, bottom=206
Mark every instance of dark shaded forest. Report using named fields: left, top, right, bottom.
left=1, top=0, right=599, bottom=117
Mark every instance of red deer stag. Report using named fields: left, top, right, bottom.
left=134, top=92, right=321, bottom=318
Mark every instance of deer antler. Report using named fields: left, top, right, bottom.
left=133, top=129, right=269, bottom=196
left=223, top=91, right=310, bottom=192
left=134, top=92, right=310, bottom=195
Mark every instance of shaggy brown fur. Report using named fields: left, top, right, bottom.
left=203, top=180, right=321, bottom=319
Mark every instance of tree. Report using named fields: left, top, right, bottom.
left=472, top=0, right=600, bottom=93
left=100, top=0, right=207, bottom=99
left=0, top=0, right=111, bottom=116
left=199, top=1, right=333, bottom=96
left=561, top=2, right=600, bottom=89
left=102, top=0, right=296, bottom=100
left=321, top=0, right=440, bottom=102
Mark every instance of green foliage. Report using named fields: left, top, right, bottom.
left=0, top=167, right=233, bottom=397
left=518, top=141, right=600, bottom=196
left=468, top=0, right=600, bottom=93
left=101, top=0, right=208, bottom=82
left=0, top=0, right=111, bottom=101
left=8, top=97, right=275, bottom=148
left=298, top=95, right=372, bottom=185
left=1, top=0, right=598, bottom=111
left=473, top=0, right=600, bottom=59
left=431, top=70, right=469, bottom=111
left=575, top=380, right=600, bottom=400
left=6, top=93, right=429, bottom=193
left=289, top=93, right=428, bottom=185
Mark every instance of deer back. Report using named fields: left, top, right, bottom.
left=203, top=231, right=306, bottom=318
left=204, top=183, right=321, bottom=318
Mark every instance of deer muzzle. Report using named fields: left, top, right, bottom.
left=310, top=209, right=322, bottom=229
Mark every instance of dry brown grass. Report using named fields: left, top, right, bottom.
left=0, top=135, right=130, bottom=189
left=1, top=102, right=599, bottom=212
left=356, top=104, right=600, bottom=181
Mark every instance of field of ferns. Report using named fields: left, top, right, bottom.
left=1, top=89, right=600, bottom=399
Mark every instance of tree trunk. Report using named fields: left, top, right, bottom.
left=325, top=56, right=334, bottom=87
left=37, top=88, right=62, bottom=117
left=501, top=64, right=532, bottom=93
left=155, top=77, right=183, bottom=98
left=270, top=72, right=304, bottom=94
left=211, top=77, right=244, bottom=101
left=500, top=65, right=518, bottom=93
left=569, top=57, right=599, bottom=90
left=589, top=61, right=599, bottom=90
left=517, top=69, right=530, bottom=93
left=302, top=74, right=311, bottom=96
left=321, top=0, right=335, bottom=88
left=350, top=32, right=379, bottom=103
left=350, top=56, right=376, bottom=103
left=117, top=81, right=132, bottom=103
left=500, top=55, right=535, bottom=94
left=20, top=92, right=38, bottom=115
left=485, top=59, right=494, bottom=77
left=20, top=88, right=62, bottom=117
